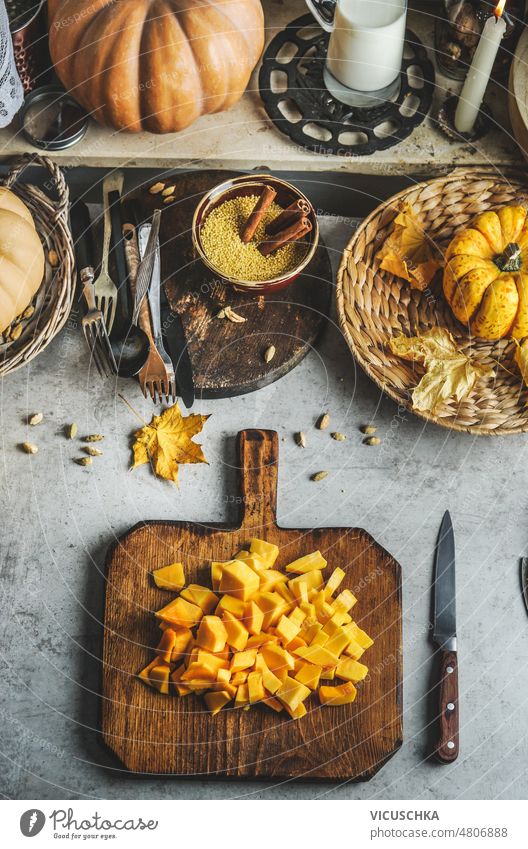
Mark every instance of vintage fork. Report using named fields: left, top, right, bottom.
left=71, top=202, right=117, bottom=377
left=139, top=223, right=176, bottom=403
left=93, top=171, right=124, bottom=333
left=124, top=222, right=176, bottom=403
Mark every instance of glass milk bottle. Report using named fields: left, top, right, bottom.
left=306, top=0, right=408, bottom=107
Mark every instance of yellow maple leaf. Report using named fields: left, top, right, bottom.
left=377, top=202, right=442, bottom=291
left=389, top=328, right=493, bottom=413
left=132, top=403, right=209, bottom=484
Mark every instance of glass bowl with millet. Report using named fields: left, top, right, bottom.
left=192, top=174, right=319, bottom=293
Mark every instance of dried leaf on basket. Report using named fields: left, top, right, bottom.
left=377, top=202, right=442, bottom=291
left=389, top=328, right=493, bottom=413
left=131, top=402, right=209, bottom=485
left=514, top=339, right=528, bottom=386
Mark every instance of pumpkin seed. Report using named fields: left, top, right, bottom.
left=149, top=182, right=165, bottom=194
left=364, top=437, right=381, bottom=446
left=21, top=442, right=38, bottom=454
left=29, top=413, right=43, bottom=426
left=22, top=305, right=35, bottom=320
left=360, top=424, right=376, bottom=435
left=48, top=250, right=59, bottom=267
left=75, top=457, right=92, bottom=466
left=317, top=413, right=330, bottom=430
left=66, top=423, right=78, bottom=439
left=84, top=446, right=103, bottom=457
left=263, top=345, right=276, bottom=363
left=311, top=471, right=329, bottom=481
left=163, top=196, right=175, bottom=204
left=161, top=186, right=175, bottom=197
left=9, top=323, right=22, bottom=341
left=331, top=432, right=346, bottom=441
left=295, top=431, right=306, bottom=448
left=83, top=434, right=104, bottom=443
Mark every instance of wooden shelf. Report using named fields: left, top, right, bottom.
left=0, top=0, right=520, bottom=175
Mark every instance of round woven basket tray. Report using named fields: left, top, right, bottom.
left=336, top=168, right=528, bottom=436
left=0, top=154, right=74, bottom=376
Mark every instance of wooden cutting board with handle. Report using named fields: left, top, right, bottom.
left=101, top=430, right=402, bottom=780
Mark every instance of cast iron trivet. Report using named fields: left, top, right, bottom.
left=259, top=14, right=435, bottom=157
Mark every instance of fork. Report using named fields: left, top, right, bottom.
left=139, top=223, right=176, bottom=403
left=124, top=221, right=176, bottom=403
left=93, top=171, right=124, bottom=333
left=71, top=202, right=117, bottom=377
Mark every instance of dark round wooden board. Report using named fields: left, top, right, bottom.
left=127, top=170, right=333, bottom=399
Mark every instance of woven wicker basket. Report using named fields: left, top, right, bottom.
left=336, top=168, right=528, bottom=436
left=0, top=154, right=74, bottom=376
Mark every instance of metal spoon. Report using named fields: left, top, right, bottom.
left=107, top=190, right=150, bottom=378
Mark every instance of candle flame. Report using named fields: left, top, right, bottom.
left=494, top=0, right=506, bottom=18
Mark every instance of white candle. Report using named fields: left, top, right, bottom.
left=454, top=5, right=507, bottom=135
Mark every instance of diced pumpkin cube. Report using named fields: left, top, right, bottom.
left=247, top=671, right=265, bottom=703
left=196, top=650, right=228, bottom=673
left=181, top=661, right=217, bottom=682
left=239, top=553, right=268, bottom=573
left=196, top=615, right=228, bottom=653
left=249, top=538, right=279, bottom=567
left=261, top=644, right=295, bottom=681
left=276, top=676, right=311, bottom=712
left=222, top=610, right=249, bottom=651
left=230, top=649, right=257, bottom=672
left=322, top=665, right=336, bottom=681
left=169, top=627, right=193, bottom=664
left=346, top=622, right=374, bottom=649
left=294, top=644, right=339, bottom=667
left=286, top=635, right=307, bottom=651
left=234, top=683, right=249, bottom=708
left=326, top=626, right=353, bottom=657
left=263, top=694, right=284, bottom=712
left=336, top=658, right=368, bottom=683
left=259, top=569, right=288, bottom=593
left=310, top=629, right=329, bottom=647
left=319, top=681, right=357, bottom=705
left=170, top=664, right=191, bottom=696
left=231, top=670, right=248, bottom=685
left=244, top=600, right=264, bottom=635
left=246, top=633, right=277, bottom=649
left=288, top=570, right=324, bottom=601
left=155, top=628, right=178, bottom=663
left=155, top=597, right=202, bottom=629
left=204, top=690, right=232, bottom=715
left=343, top=636, right=365, bottom=660
left=276, top=614, right=300, bottom=645
left=275, top=582, right=295, bottom=605
left=148, top=663, right=171, bottom=694
left=233, top=550, right=250, bottom=560
left=180, top=584, right=219, bottom=614
left=294, top=662, right=322, bottom=690
left=138, top=658, right=159, bottom=686
left=217, top=667, right=231, bottom=686
left=299, top=601, right=315, bottom=620
left=284, top=701, right=307, bottom=719
left=152, top=562, right=185, bottom=591
left=285, top=550, right=327, bottom=574
left=211, top=562, right=224, bottom=591
left=332, top=589, right=357, bottom=613
left=324, top=567, right=346, bottom=599
left=260, top=661, right=282, bottom=695
left=256, top=591, right=287, bottom=629
left=216, top=594, right=245, bottom=618
left=316, top=601, right=335, bottom=624
left=209, top=680, right=237, bottom=698
left=297, top=582, right=309, bottom=604
left=219, top=560, right=260, bottom=601
left=303, top=621, right=322, bottom=643
left=289, top=607, right=306, bottom=627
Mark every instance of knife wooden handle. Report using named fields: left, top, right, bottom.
left=435, top=649, right=459, bottom=763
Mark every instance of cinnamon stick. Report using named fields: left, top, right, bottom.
left=266, top=199, right=311, bottom=236
left=241, top=185, right=277, bottom=243
left=258, top=216, right=313, bottom=257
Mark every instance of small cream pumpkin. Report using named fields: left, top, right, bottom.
left=0, top=188, right=45, bottom=334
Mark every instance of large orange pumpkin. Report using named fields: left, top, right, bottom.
left=0, top=188, right=45, bottom=334
left=48, top=0, right=265, bottom=134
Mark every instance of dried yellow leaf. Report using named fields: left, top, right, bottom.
left=377, top=202, right=442, bottom=291
left=132, top=402, right=209, bottom=485
left=389, top=328, right=493, bottom=414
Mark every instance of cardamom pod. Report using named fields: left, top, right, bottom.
left=311, top=471, right=329, bottom=481
left=161, top=186, right=175, bottom=197
left=149, top=182, right=165, bottom=194
left=224, top=306, right=246, bottom=323
left=84, top=446, right=103, bottom=457
left=75, top=457, right=93, bottom=466
left=317, top=413, right=330, bottom=430
left=29, top=413, right=43, bottom=426
left=331, top=432, right=346, bottom=441
left=364, top=437, right=381, bottom=446
left=163, top=196, right=176, bottom=204
left=21, top=442, right=38, bottom=454
left=9, top=323, right=22, bottom=341
left=83, top=434, right=104, bottom=443
left=216, top=308, right=226, bottom=319
left=264, top=345, right=276, bottom=363
left=360, top=425, right=376, bottom=435
left=295, top=431, right=306, bottom=448
left=22, top=305, right=35, bottom=320
left=66, top=423, right=78, bottom=439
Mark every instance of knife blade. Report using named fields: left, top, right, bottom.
left=521, top=558, right=528, bottom=615
left=433, top=510, right=459, bottom=763
left=159, top=287, right=195, bottom=410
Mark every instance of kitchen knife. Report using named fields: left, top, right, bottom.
left=159, top=286, right=195, bottom=409
left=433, top=510, right=459, bottom=763
left=521, top=558, right=528, bottom=615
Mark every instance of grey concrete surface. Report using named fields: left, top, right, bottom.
left=1, top=218, right=528, bottom=800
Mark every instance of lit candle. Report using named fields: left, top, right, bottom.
left=454, top=1, right=507, bottom=135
